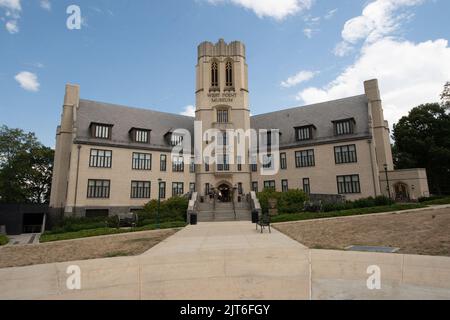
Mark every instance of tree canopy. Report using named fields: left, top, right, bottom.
left=0, top=125, right=54, bottom=204
left=393, top=103, right=450, bottom=195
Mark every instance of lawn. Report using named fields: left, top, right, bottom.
left=421, top=196, right=450, bottom=206
left=0, top=228, right=180, bottom=269
left=271, top=203, right=426, bottom=223
left=0, top=234, right=8, bottom=246
left=40, top=221, right=187, bottom=243
left=275, top=207, right=450, bottom=257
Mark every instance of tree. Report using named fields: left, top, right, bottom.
left=393, top=103, right=450, bottom=195
left=441, top=81, right=450, bottom=108
left=0, top=126, right=54, bottom=204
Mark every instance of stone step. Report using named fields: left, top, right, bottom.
left=197, top=210, right=252, bottom=222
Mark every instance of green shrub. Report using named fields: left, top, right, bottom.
left=0, top=234, right=9, bottom=246
left=421, top=196, right=450, bottom=205
left=257, top=189, right=308, bottom=214
left=272, top=203, right=426, bottom=223
left=418, top=195, right=447, bottom=203
left=47, top=216, right=118, bottom=235
left=138, top=196, right=189, bottom=225
left=321, top=196, right=394, bottom=213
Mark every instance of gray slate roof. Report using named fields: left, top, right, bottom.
left=75, top=94, right=370, bottom=150
left=76, top=99, right=195, bottom=151
left=250, top=94, right=371, bottom=148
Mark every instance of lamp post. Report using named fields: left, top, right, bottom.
left=157, top=178, right=162, bottom=229
left=384, top=164, right=391, bottom=199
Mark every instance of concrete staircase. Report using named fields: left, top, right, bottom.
left=197, top=201, right=252, bottom=222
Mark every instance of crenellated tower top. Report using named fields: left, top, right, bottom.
left=197, top=39, right=246, bottom=60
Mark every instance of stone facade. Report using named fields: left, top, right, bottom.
left=49, top=39, right=430, bottom=218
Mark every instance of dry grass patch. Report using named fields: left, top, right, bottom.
left=275, top=207, right=450, bottom=257
left=0, top=228, right=180, bottom=269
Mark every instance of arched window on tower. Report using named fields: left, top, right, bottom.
left=211, top=60, right=219, bottom=89
left=225, top=60, right=233, bottom=88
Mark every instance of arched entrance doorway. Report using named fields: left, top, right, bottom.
left=394, top=182, right=410, bottom=202
left=217, top=183, right=232, bottom=203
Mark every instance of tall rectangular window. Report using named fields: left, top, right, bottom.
left=337, top=175, right=361, bottom=194
left=205, top=183, right=211, bottom=196
left=280, top=153, right=287, bottom=170
left=217, top=154, right=230, bottom=171
left=205, top=156, right=210, bottom=172
left=131, top=181, right=151, bottom=199
left=295, top=126, right=313, bottom=141
left=92, top=124, right=112, bottom=140
left=252, top=182, right=259, bottom=193
left=264, top=180, right=276, bottom=191
left=132, top=153, right=152, bottom=170
left=282, top=180, right=289, bottom=193
left=172, top=156, right=184, bottom=172
left=217, top=110, right=229, bottom=123
left=189, top=183, right=196, bottom=193
left=190, top=157, right=196, bottom=173
left=172, top=182, right=184, bottom=197
left=237, top=156, right=242, bottom=172
left=89, top=149, right=112, bottom=168
left=238, top=183, right=243, bottom=195
left=159, top=181, right=166, bottom=199
left=262, top=154, right=273, bottom=169
left=303, top=178, right=311, bottom=195
left=295, top=150, right=315, bottom=168
left=87, top=180, right=110, bottom=198
left=334, top=119, right=354, bottom=136
left=160, top=154, right=167, bottom=172
left=335, top=145, right=357, bottom=164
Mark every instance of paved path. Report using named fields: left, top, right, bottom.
left=0, top=222, right=311, bottom=300
left=137, top=222, right=310, bottom=300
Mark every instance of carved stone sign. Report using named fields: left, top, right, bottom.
left=208, top=92, right=237, bottom=103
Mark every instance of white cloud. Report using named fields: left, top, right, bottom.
left=281, top=70, right=317, bottom=88
left=0, top=0, right=21, bottom=11
left=296, top=38, right=450, bottom=127
left=325, top=8, right=337, bottom=20
left=205, top=0, right=313, bottom=20
left=5, top=19, right=17, bottom=33
left=336, top=0, right=424, bottom=56
left=333, top=41, right=353, bottom=57
left=181, top=105, right=196, bottom=117
left=0, top=0, right=21, bottom=33
left=40, top=0, right=51, bottom=11
left=303, top=28, right=313, bottom=39
left=14, top=71, right=40, bottom=92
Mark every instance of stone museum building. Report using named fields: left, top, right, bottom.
left=49, top=39, right=429, bottom=220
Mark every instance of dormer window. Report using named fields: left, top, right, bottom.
left=129, top=128, right=151, bottom=144
left=171, top=134, right=184, bottom=147
left=333, top=118, right=355, bottom=136
left=295, top=125, right=315, bottom=141
left=90, top=123, right=113, bottom=140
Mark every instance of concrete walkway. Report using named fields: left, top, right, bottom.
left=137, top=222, right=310, bottom=300
left=2, top=219, right=449, bottom=300
left=0, top=222, right=311, bottom=300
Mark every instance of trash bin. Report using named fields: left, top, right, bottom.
left=251, top=210, right=259, bottom=224
left=190, top=213, right=198, bottom=225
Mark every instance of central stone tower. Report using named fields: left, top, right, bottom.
left=195, top=39, right=252, bottom=200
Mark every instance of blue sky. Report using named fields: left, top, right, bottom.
left=0, top=0, right=449, bottom=147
